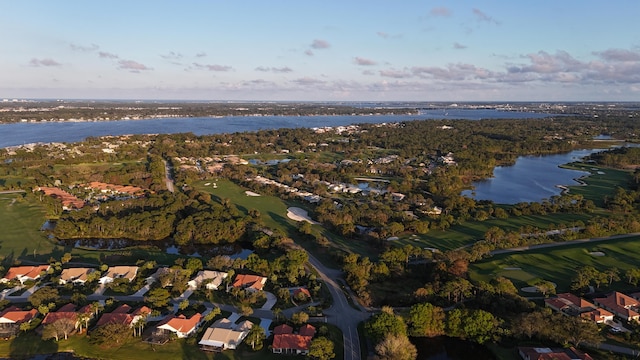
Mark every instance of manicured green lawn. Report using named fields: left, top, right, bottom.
left=562, top=162, right=633, bottom=207
left=470, top=236, right=640, bottom=292
left=393, top=213, right=593, bottom=251
left=195, top=179, right=298, bottom=236
left=0, top=193, right=54, bottom=261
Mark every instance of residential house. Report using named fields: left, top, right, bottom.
left=188, top=270, right=228, bottom=290
left=59, top=268, right=96, bottom=285
left=518, top=346, right=593, bottom=360
left=98, top=266, right=139, bottom=284
left=42, top=303, right=93, bottom=330
left=95, top=304, right=151, bottom=327
left=199, top=318, right=253, bottom=351
left=580, top=308, right=614, bottom=324
left=545, top=293, right=615, bottom=324
left=594, top=291, right=640, bottom=322
left=1, top=265, right=50, bottom=284
left=156, top=313, right=202, bottom=338
left=232, top=274, right=267, bottom=292
left=0, top=306, right=38, bottom=325
left=0, top=306, right=38, bottom=337
left=272, top=324, right=316, bottom=355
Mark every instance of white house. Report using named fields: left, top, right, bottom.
left=188, top=270, right=228, bottom=290
left=156, top=313, right=202, bottom=338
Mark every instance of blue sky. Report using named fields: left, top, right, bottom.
left=1, top=1, right=639, bottom=101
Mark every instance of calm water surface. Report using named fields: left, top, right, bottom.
left=0, top=109, right=553, bottom=148
left=462, top=149, right=604, bottom=204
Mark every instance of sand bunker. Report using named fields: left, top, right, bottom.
left=589, top=251, right=605, bottom=257
left=245, top=191, right=261, bottom=197
left=286, top=207, right=319, bottom=224
left=521, top=282, right=557, bottom=293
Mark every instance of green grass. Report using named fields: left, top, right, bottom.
left=392, top=213, right=593, bottom=251
left=195, top=179, right=298, bottom=235
left=562, top=162, right=633, bottom=207
left=470, top=236, right=640, bottom=292
left=0, top=193, right=54, bottom=262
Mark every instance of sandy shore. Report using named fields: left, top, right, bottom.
left=286, top=207, right=320, bottom=224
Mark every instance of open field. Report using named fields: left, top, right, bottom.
left=470, top=235, right=640, bottom=292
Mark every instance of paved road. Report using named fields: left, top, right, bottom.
left=163, top=158, right=175, bottom=193
left=490, top=232, right=640, bottom=256
left=307, top=254, right=369, bottom=360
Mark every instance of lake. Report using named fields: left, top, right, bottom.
left=0, top=109, right=554, bottom=148
left=461, top=149, right=604, bottom=204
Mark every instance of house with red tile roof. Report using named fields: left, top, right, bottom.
left=580, top=307, right=614, bottom=323
left=156, top=313, right=203, bottom=338
left=272, top=324, right=316, bottom=355
left=42, top=303, right=93, bottom=330
left=292, top=287, right=311, bottom=301
left=95, top=304, right=151, bottom=327
left=232, top=274, right=267, bottom=292
left=544, top=293, right=595, bottom=315
left=0, top=306, right=38, bottom=325
left=36, top=187, right=85, bottom=210
left=1, top=265, right=50, bottom=284
left=0, top=306, right=38, bottom=337
left=594, top=291, right=640, bottom=322
left=518, top=346, right=593, bottom=360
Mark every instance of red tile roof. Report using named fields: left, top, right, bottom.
left=232, top=274, right=267, bottom=291
left=96, top=305, right=150, bottom=326
left=273, top=324, right=293, bottom=335
left=42, top=304, right=93, bottom=326
left=299, top=324, right=316, bottom=337
left=3, top=265, right=50, bottom=281
left=594, top=291, right=640, bottom=319
left=293, top=287, right=311, bottom=298
left=157, top=313, right=202, bottom=334
left=272, top=334, right=313, bottom=352
left=36, top=187, right=85, bottom=209
left=0, top=306, right=38, bottom=324
left=519, top=346, right=593, bottom=360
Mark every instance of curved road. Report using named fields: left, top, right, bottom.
left=307, top=254, right=369, bottom=360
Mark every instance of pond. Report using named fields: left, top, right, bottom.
left=461, top=149, right=605, bottom=204
left=412, top=336, right=496, bottom=360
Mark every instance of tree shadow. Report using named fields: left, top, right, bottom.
left=9, top=332, right=58, bottom=359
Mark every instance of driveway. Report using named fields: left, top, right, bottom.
left=261, top=291, right=277, bottom=310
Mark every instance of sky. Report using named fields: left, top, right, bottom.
left=1, top=1, right=639, bottom=102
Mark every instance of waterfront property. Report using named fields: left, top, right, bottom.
left=518, top=346, right=593, bottom=360
left=155, top=313, right=203, bottom=338
left=95, top=304, right=151, bottom=327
